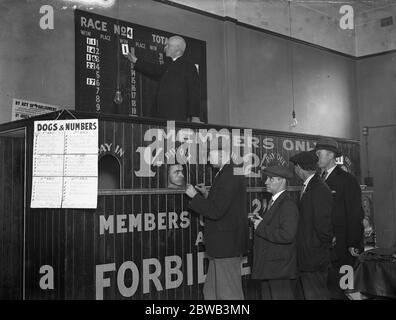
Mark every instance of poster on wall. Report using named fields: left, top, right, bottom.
left=12, top=98, right=61, bottom=121
left=30, top=119, right=98, bottom=209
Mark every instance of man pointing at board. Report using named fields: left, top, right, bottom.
left=125, top=35, right=201, bottom=123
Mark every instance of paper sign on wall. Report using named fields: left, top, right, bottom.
left=12, top=98, right=61, bottom=121
left=30, top=119, right=98, bottom=209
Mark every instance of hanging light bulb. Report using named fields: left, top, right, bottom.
left=113, top=90, right=123, bottom=104
left=113, top=6, right=123, bottom=107
left=290, top=110, right=298, bottom=127
left=288, top=1, right=298, bottom=129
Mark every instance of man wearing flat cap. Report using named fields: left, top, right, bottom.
left=315, top=138, right=364, bottom=299
left=290, top=151, right=333, bottom=299
left=251, top=165, right=299, bottom=300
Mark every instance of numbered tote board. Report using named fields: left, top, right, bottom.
left=75, top=9, right=207, bottom=121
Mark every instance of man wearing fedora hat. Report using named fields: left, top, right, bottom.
left=290, top=151, right=333, bottom=300
left=315, top=137, right=364, bottom=299
left=251, top=165, right=299, bottom=300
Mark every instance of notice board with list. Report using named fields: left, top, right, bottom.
left=30, top=119, right=98, bottom=209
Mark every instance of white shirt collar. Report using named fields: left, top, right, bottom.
left=302, top=173, right=315, bottom=192
left=272, top=189, right=286, bottom=202
left=303, top=173, right=315, bottom=187
left=172, top=55, right=182, bottom=62
left=324, top=164, right=337, bottom=179
left=215, top=163, right=228, bottom=177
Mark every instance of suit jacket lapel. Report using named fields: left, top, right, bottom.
left=299, top=174, right=316, bottom=202
left=263, top=191, right=287, bottom=224
left=324, top=165, right=340, bottom=188
left=211, top=164, right=232, bottom=189
left=303, top=174, right=319, bottom=195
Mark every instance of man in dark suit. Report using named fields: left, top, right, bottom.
left=185, top=146, right=248, bottom=299
left=251, top=166, right=299, bottom=300
left=290, top=151, right=333, bottom=300
left=315, top=138, right=364, bottom=299
left=125, top=35, right=201, bottom=122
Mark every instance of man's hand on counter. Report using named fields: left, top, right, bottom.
left=194, top=183, right=208, bottom=199
left=185, top=184, right=198, bottom=198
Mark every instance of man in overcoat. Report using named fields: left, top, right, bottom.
left=290, top=151, right=333, bottom=299
left=315, top=138, right=364, bottom=299
left=251, top=165, right=299, bottom=300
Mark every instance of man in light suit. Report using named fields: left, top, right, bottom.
left=315, top=138, right=364, bottom=299
left=290, top=151, right=334, bottom=299
left=251, top=165, right=299, bottom=300
left=185, top=146, right=248, bottom=300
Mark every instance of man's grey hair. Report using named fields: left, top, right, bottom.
left=171, top=35, right=186, bottom=53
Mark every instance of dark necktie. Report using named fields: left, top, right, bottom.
left=321, top=170, right=328, bottom=180
left=267, top=199, right=274, bottom=211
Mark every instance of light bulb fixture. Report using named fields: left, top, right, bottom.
left=288, top=0, right=298, bottom=128
left=114, top=3, right=123, bottom=107
left=113, top=90, right=123, bottom=104
left=290, top=110, right=298, bottom=127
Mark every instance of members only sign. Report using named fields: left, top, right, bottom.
left=30, top=119, right=98, bottom=208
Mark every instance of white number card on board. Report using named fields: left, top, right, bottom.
left=30, top=119, right=98, bottom=209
